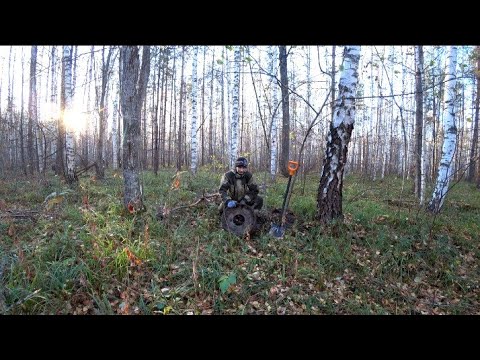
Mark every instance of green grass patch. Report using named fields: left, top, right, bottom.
left=1, top=170, right=479, bottom=315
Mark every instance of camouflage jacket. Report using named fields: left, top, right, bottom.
left=219, top=170, right=259, bottom=203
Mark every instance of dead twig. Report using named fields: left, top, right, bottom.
left=157, top=191, right=220, bottom=220
left=75, top=162, right=98, bottom=177
left=0, top=210, right=39, bottom=221
left=3, top=289, right=42, bottom=314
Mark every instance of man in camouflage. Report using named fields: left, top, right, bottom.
left=218, top=157, right=263, bottom=214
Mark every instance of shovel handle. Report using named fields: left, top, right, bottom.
left=288, top=161, right=299, bottom=176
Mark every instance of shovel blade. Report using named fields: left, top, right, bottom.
left=269, top=223, right=285, bottom=238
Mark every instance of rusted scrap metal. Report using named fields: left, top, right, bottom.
left=221, top=204, right=257, bottom=237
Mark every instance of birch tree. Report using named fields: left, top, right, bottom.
left=112, top=83, right=119, bottom=170
left=331, top=46, right=336, bottom=123
left=467, top=46, right=479, bottom=182
left=190, top=46, right=199, bottom=175
left=269, top=46, right=279, bottom=181
left=230, top=46, right=241, bottom=168
left=27, top=46, right=37, bottom=176
left=208, top=48, right=215, bottom=162
left=200, top=46, right=206, bottom=166
left=63, top=46, right=77, bottom=185
left=161, top=49, right=169, bottom=168
left=316, top=46, right=361, bottom=223
left=151, top=50, right=161, bottom=174
left=7, top=47, right=15, bottom=170
left=20, top=49, right=26, bottom=175
left=176, top=47, right=185, bottom=171
left=414, top=46, right=424, bottom=200
left=428, top=46, right=458, bottom=214
left=279, top=45, right=290, bottom=177
left=96, top=46, right=113, bottom=179
left=55, top=47, right=66, bottom=175
left=120, top=46, right=150, bottom=212
left=168, top=47, right=176, bottom=167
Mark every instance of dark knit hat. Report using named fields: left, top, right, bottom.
left=235, top=157, right=248, bottom=168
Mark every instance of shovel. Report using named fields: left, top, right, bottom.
left=269, top=160, right=300, bottom=238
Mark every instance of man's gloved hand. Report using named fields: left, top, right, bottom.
left=226, top=200, right=237, bottom=208
left=243, top=195, right=252, bottom=204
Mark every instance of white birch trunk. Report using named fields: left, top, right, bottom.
left=369, top=48, right=375, bottom=178
left=428, top=46, right=458, bottom=213
left=190, top=46, right=199, bottom=175
left=420, top=112, right=427, bottom=205
left=317, top=46, right=361, bottom=222
left=63, top=46, right=77, bottom=184
left=35, top=47, right=44, bottom=173
left=226, top=49, right=232, bottom=165
left=27, top=46, right=37, bottom=175
left=306, top=47, right=312, bottom=168
left=381, top=47, right=396, bottom=180
left=112, top=84, right=119, bottom=170
left=230, top=46, right=241, bottom=168
left=400, top=46, right=408, bottom=181
left=269, top=46, right=278, bottom=180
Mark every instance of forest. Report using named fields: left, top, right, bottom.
left=0, top=45, right=478, bottom=315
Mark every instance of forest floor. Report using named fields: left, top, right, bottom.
left=0, top=169, right=479, bottom=315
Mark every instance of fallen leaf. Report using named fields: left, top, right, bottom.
left=8, top=224, right=15, bottom=237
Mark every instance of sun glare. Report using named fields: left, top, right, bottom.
left=64, top=108, right=86, bottom=135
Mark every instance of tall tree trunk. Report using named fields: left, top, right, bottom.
left=112, top=82, right=119, bottom=170
left=20, top=49, right=27, bottom=176
left=96, top=46, right=113, bottom=179
left=229, top=46, right=241, bottom=168
left=63, top=46, right=77, bottom=185
left=72, top=46, right=78, bottom=97
left=121, top=46, right=150, bottom=211
left=190, top=46, right=199, bottom=175
left=305, top=46, right=312, bottom=174
left=27, top=46, right=38, bottom=176
left=279, top=45, right=290, bottom=177
left=372, top=47, right=384, bottom=182
left=56, top=47, right=66, bottom=177
left=161, top=48, right=169, bottom=168
left=431, top=58, right=437, bottom=181
left=331, top=45, right=336, bottom=123
left=226, top=49, right=232, bottom=166
left=182, top=78, right=188, bottom=169
left=428, top=46, right=458, bottom=214
left=368, top=48, right=375, bottom=178
left=414, top=46, right=424, bottom=199
left=209, top=48, right=215, bottom=162
left=421, top=100, right=427, bottom=205
left=152, top=50, right=161, bottom=175
left=117, top=49, right=123, bottom=170
left=200, top=46, right=206, bottom=167
left=142, top=95, right=147, bottom=169
left=177, top=47, right=185, bottom=171
left=316, top=46, right=361, bottom=223
left=7, top=47, right=16, bottom=171
left=168, top=47, right=176, bottom=167
left=270, top=46, right=279, bottom=181
left=221, top=47, right=226, bottom=164
left=468, top=46, right=480, bottom=182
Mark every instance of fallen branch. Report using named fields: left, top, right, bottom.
left=157, top=191, right=220, bottom=220
left=3, top=289, right=42, bottom=314
left=0, top=210, right=39, bottom=221
left=75, top=162, right=98, bottom=177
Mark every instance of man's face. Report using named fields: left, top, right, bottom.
left=236, top=166, right=247, bottom=175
